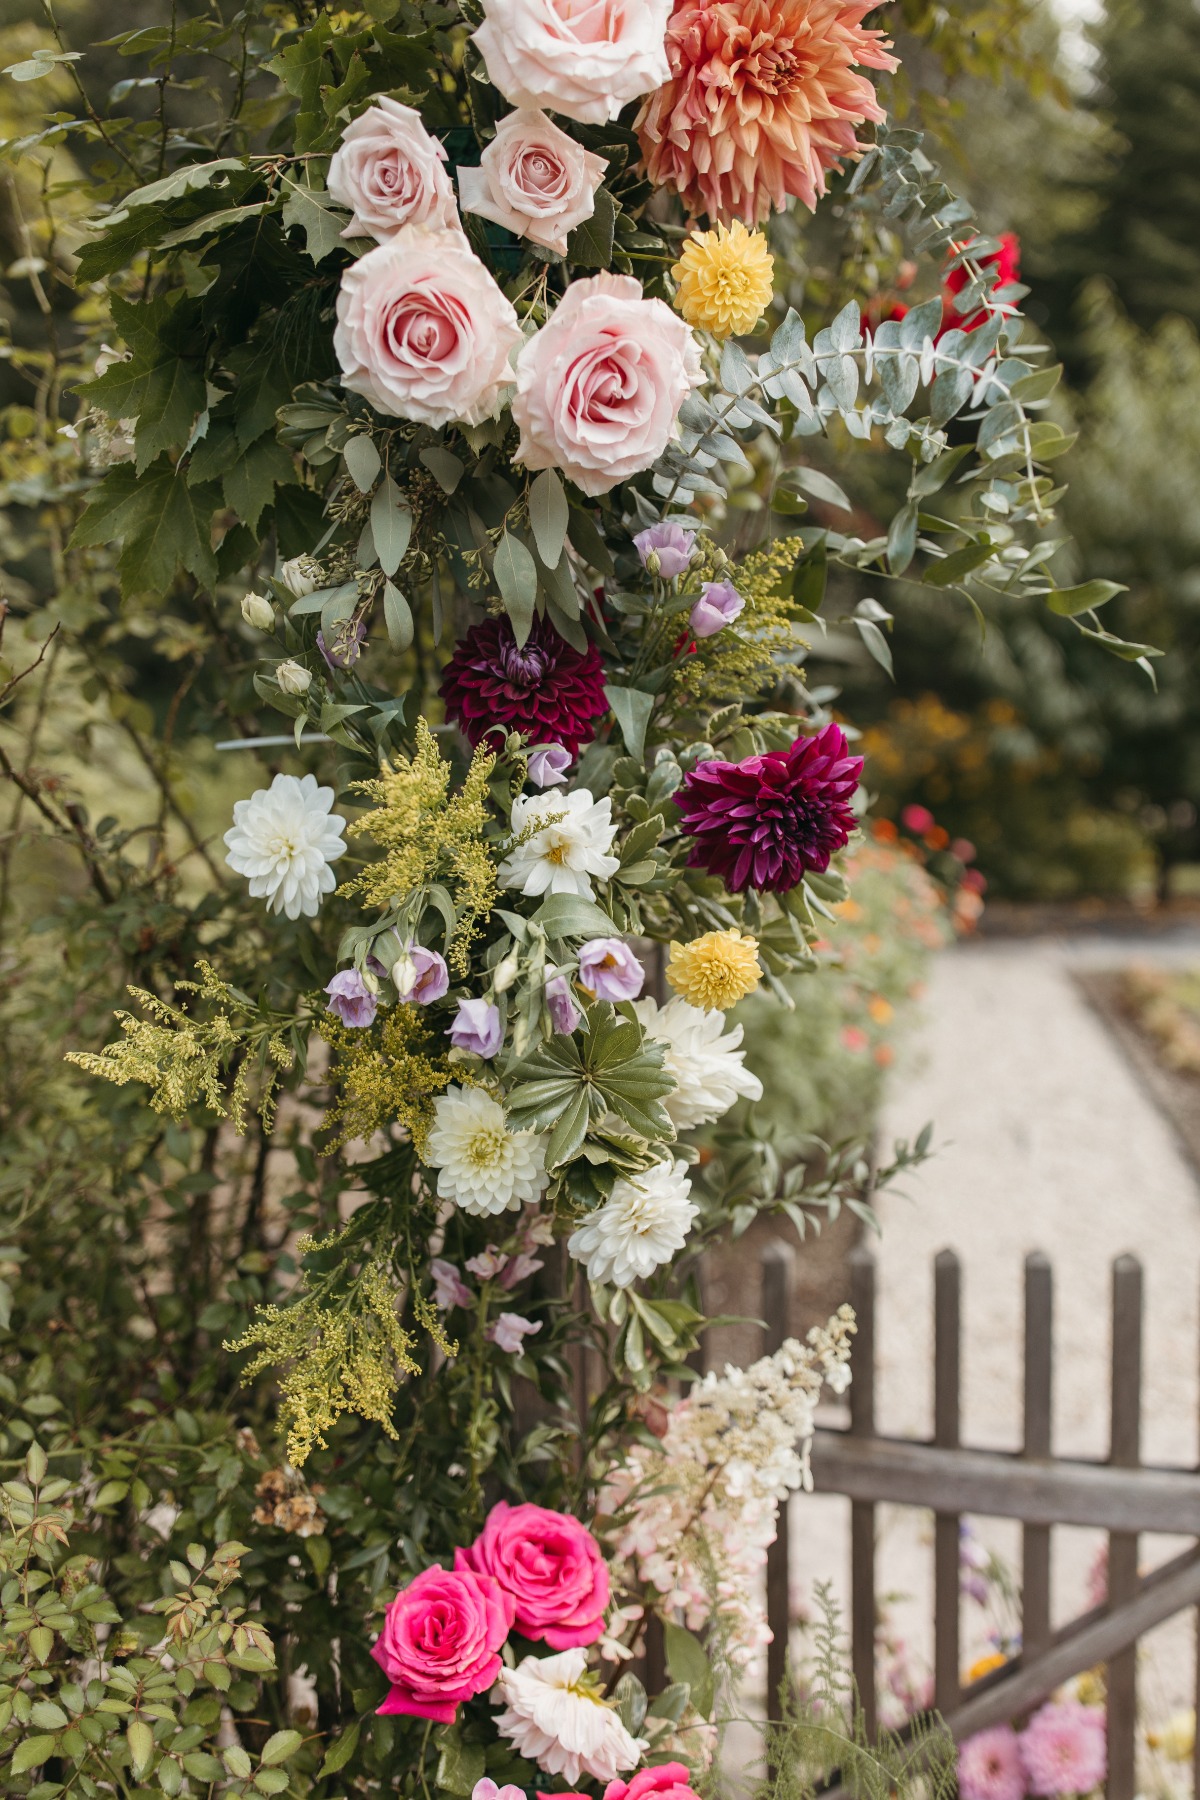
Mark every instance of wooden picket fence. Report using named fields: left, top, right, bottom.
left=761, top=1243, right=1200, bottom=1800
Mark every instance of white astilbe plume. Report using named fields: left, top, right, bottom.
left=599, top=1307, right=855, bottom=1667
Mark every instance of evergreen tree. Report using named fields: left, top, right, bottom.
left=1042, top=0, right=1200, bottom=350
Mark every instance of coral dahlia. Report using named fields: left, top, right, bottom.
left=440, top=613, right=608, bottom=759
left=636, top=0, right=899, bottom=227
left=676, top=721, right=863, bottom=893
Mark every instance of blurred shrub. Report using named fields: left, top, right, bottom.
left=861, top=694, right=1156, bottom=901
left=741, top=825, right=966, bottom=1153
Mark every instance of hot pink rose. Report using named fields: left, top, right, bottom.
left=458, top=109, right=607, bottom=256
left=335, top=225, right=523, bottom=428
left=513, top=273, right=703, bottom=496
left=604, top=1765, right=703, bottom=1800
left=456, top=1500, right=610, bottom=1649
left=370, top=1563, right=515, bottom=1723
left=472, top=0, right=673, bottom=127
left=327, top=99, right=457, bottom=241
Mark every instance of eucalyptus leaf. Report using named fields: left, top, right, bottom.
left=383, top=581, right=414, bottom=651
left=371, top=476, right=412, bottom=578
left=493, top=531, right=538, bottom=648
left=528, top=469, right=569, bottom=570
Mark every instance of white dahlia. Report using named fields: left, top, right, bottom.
left=494, top=1648, right=645, bottom=1785
left=223, top=773, right=346, bottom=920
left=426, top=1085, right=548, bottom=1217
left=499, top=788, right=619, bottom=900
left=633, top=995, right=764, bottom=1131
left=567, top=1158, right=698, bottom=1289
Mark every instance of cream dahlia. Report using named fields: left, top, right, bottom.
left=636, top=0, right=899, bottom=226
left=493, top=1648, right=645, bottom=1784
left=223, top=774, right=346, bottom=920
left=426, top=1085, right=549, bottom=1216
left=499, top=788, right=620, bottom=900
left=567, top=1158, right=698, bottom=1287
left=633, top=995, right=763, bottom=1129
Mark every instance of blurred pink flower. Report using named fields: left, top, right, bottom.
left=959, top=1726, right=1024, bottom=1800
left=1019, top=1701, right=1107, bottom=1797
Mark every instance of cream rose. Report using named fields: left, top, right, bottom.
left=334, top=225, right=523, bottom=428
left=457, top=110, right=607, bottom=256
left=472, top=0, right=673, bottom=126
left=327, top=98, right=457, bottom=241
left=512, top=273, right=703, bottom=496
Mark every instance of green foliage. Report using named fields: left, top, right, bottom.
left=756, top=1584, right=956, bottom=1800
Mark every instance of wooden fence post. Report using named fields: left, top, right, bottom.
left=934, top=1249, right=962, bottom=1718
left=1107, top=1255, right=1143, bottom=1800
left=764, top=1241, right=795, bottom=1719
left=1022, top=1253, right=1054, bottom=1658
left=848, top=1244, right=878, bottom=1738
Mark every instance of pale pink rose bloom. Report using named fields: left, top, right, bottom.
left=327, top=98, right=457, bottom=241
left=473, top=0, right=673, bottom=127
left=458, top=109, right=607, bottom=256
left=335, top=225, right=523, bottom=427
left=513, top=273, right=703, bottom=496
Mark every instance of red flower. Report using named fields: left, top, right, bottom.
left=942, top=232, right=1021, bottom=335
left=604, top=1765, right=704, bottom=1800
left=455, top=1500, right=609, bottom=1650
left=440, top=613, right=608, bottom=758
left=675, top=721, right=863, bottom=894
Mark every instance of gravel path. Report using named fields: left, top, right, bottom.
left=789, top=929, right=1200, bottom=1730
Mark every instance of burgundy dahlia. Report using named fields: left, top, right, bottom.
left=439, top=613, right=608, bottom=758
left=676, top=722, right=863, bottom=894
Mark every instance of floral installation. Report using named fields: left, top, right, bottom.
left=41, top=0, right=1117, bottom=1792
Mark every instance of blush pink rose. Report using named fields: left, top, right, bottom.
left=513, top=273, right=703, bottom=496
left=473, top=0, right=673, bottom=126
left=456, top=1500, right=610, bottom=1649
left=458, top=109, right=607, bottom=256
left=370, top=1563, right=515, bottom=1723
left=327, top=98, right=457, bottom=241
left=604, top=1765, right=703, bottom=1800
left=335, top=225, right=523, bottom=427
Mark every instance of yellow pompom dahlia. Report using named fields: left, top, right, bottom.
left=672, top=221, right=775, bottom=339
left=666, top=929, right=763, bottom=1011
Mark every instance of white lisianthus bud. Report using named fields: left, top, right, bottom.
left=644, top=550, right=661, bottom=576
left=390, top=948, right=418, bottom=999
left=241, top=592, right=275, bottom=631
left=276, top=659, right=312, bottom=695
left=493, top=949, right=521, bottom=994
left=279, top=555, right=322, bottom=599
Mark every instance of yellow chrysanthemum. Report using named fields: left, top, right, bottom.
left=667, top=929, right=763, bottom=1011
left=672, top=221, right=775, bottom=340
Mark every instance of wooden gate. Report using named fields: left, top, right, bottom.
left=762, top=1244, right=1200, bottom=1800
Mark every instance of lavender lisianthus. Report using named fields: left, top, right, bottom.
left=318, top=616, right=367, bottom=670
left=527, top=744, right=572, bottom=789
left=389, top=941, right=450, bottom=1005
left=546, top=973, right=582, bottom=1034
left=577, top=937, right=645, bottom=1001
left=675, top=721, right=863, bottom=894
left=690, top=579, right=744, bottom=639
left=450, top=997, right=504, bottom=1058
left=325, top=968, right=378, bottom=1028
left=633, top=519, right=697, bottom=579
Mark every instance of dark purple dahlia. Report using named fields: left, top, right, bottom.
left=676, top=722, right=864, bottom=894
left=439, top=613, right=609, bottom=758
